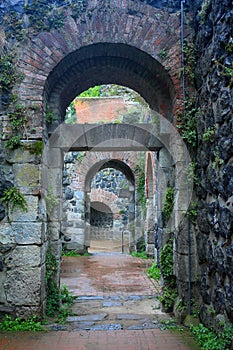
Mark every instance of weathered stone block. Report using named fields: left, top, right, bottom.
left=13, top=164, right=40, bottom=187
left=0, top=224, right=15, bottom=244
left=4, top=267, right=43, bottom=305
left=9, top=196, right=39, bottom=222
left=5, top=148, right=37, bottom=164
left=5, top=245, right=42, bottom=268
left=0, top=223, right=43, bottom=245
left=0, top=273, right=7, bottom=304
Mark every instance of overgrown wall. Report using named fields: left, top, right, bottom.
left=194, top=0, right=233, bottom=327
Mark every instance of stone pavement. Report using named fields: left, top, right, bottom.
left=0, top=253, right=199, bottom=350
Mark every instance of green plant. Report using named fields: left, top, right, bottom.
left=159, top=49, right=167, bottom=59
left=130, top=251, right=148, bottom=259
left=190, top=324, right=233, bottom=350
left=212, top=152, right=224, bottom=170
left=202, top=127, right=216, bottom=142
left=0, top=51, right=24, bottom=92
left=186, top=201, right=198, bottom=224
left=160, top=239, right=174, bottom=279
left=162, top=187, right=175, bottom=224
left=62, top=250, right=90, bottom=257
left=5, top=135, right=23, bottom=150
left=159, top=285, right=178, bottom=313
left=159, top=238, right=178, bottom=312
left=0, top=315, right=44, bottom=331
left=198, top=0, right=211, bottom=24
left=79, top=85, right=102, bottom=97
left=146, top=263, right=161, bottom=280
left=0, top=187, right=28, bottom=213
left=76, top=151, right=86, bottom=163
left=184, top=162, right=198, bottom=185
left=45, top=109, right=57, bottom=123
left=184, top=41, right=196, bottom=82
left=5, top=103, right=30, bottom=150
left=45, top=186, right=58, bottom=216
left=45, top=248, right=60, bottom=317
left=177, top=98, right=197, bottom=147
left=60, top=285, right=77, bottom=306
left=214, top=60, right=233, bottom=88
left=27, top=141, right=44, bottom=155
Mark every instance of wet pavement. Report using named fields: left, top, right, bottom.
left=0, top=253, right=200, bottom=349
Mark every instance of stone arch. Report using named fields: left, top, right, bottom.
left=90, top=189, right=120, bottom=217
left=12, top=0, right=185, bottom=128
left=84, top=157, right=136, bottom=250
left=90, top=201, right=114, bottom=228
left=44, top=43, right=175, bottom=123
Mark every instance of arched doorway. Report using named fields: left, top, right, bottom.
left=85, top=159, right=136, bottom=254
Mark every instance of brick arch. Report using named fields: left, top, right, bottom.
left=44, top=43, right=175, bottom=120
left=90, top=189, right=119, bottom=215
left=79, top=152, right=137, bottom=192
left=16, top=0, right=183, bottom=122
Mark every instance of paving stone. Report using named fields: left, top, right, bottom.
left=116, top=313, right=147, bottom=320
left=90, top=323, right=123, bottom=331
left=102, top=300, right=122, bottom=307
left=67, top=313, right=108, bottom=322
left=45, top=324, right=69, bottom=331
left=72, top=322, right=95, bottom=330
left=126, top=322, right=160, bottom=330
left=76, top=296, right=104, bottom=301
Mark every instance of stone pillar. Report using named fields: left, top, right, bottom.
left=0, top=147, right=46, bottom=319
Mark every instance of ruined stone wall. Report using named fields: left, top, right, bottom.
left=194, top=0, right=233, bottom=327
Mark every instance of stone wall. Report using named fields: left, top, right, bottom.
left=0, top=147, right=46, bottom=319
left=194, top=0, right=233, bottom=328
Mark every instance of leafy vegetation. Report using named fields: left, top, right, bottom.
left=214, top=60, right=233, bottom=88
left=46, top=248, right=77, bottom=322
left=186, top=201, right=198, bottom=224
left=5, top=135, right=23, bottom=150
left=45, top=248, right=60, bottom=317
left=0, top=51, right=24, bottom=92
left=198, top=0, right=211, bottom=24
left=184, top=162, right=199, bottom=185
left=184, top=41, right=196, bottom=83
left=202, top=127, right=216, bottom=142
left=0, top=315, right=44, bottom=331
left=0, top=187, right=28, bottom=213
left=146, top=263, right=161, bottom=280
left=27, top=141, right=44, bottom=155
left=130, top=251, right=148, bottom=259
left=162, top=187, right=175, bottom=225
left=190, top=323, right=233, bottom=350
left=159, top=238, right=178, bottom=312
left=79, top=86, right=102, bottom=97
left=212, top=151, right=224, bottom=169
left=177, top=98, right=197, bottom=147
